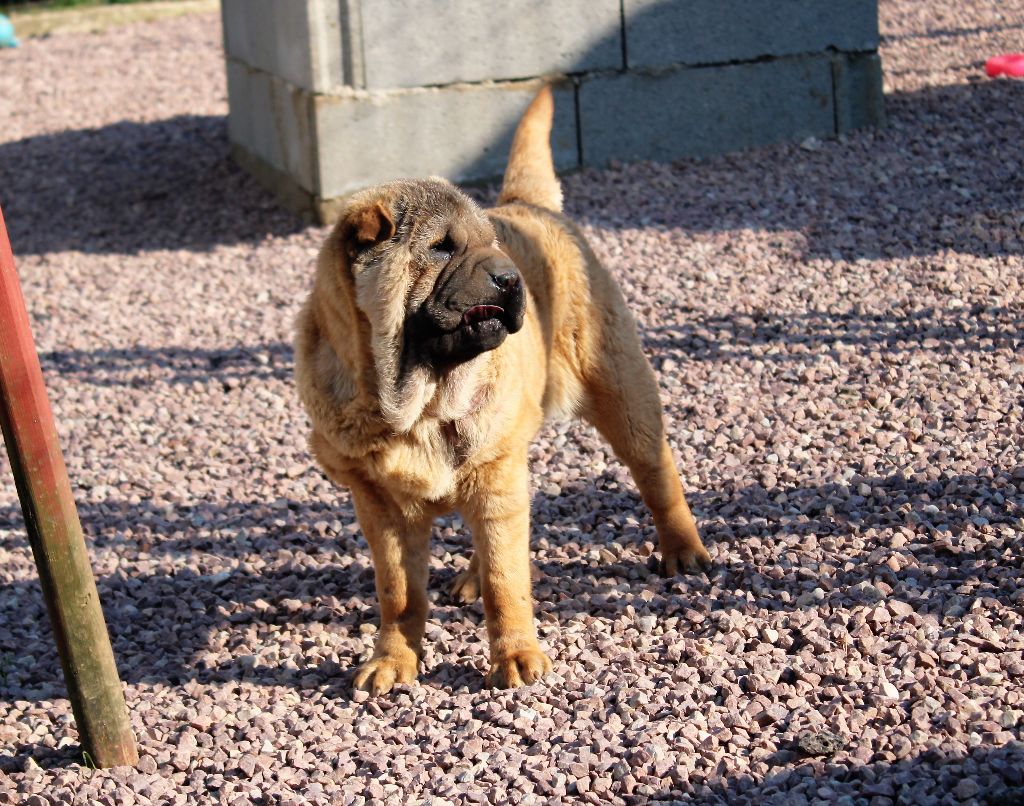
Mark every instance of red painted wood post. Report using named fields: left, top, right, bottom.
left=0, top=206, right=138, bottom=768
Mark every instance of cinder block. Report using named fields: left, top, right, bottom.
left=222, top=1, right=885, bottom=224
left=578, top=56, right=835, bottom=166
left=624, top=0, right=879, bottom=69
left=358, top=0, right=622, bottom=89
left=313, top=80, right=579, bottom=200
left=221, top=0, right=343, bottom=92
left=225, top=60, right=316, bottom=191
left=833, top=52, right=885, bottom=133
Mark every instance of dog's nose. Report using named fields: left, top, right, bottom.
left=490, top=270, right=520, bottom=291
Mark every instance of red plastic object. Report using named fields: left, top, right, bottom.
left=985, top=53, right=1024, bottom=77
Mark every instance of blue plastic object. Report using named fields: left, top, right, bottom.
left=0, top=13, right=19, bottom=48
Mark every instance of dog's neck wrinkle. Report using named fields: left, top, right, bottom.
left=422, top=359, right=492, bottom=423
left=440, top=420, right=471, bottom=466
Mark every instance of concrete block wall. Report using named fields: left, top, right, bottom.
left=221, top=0, right=884, bottom=222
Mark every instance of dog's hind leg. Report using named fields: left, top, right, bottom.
left=450, top=552, right=540, bottom=604
left=449, top=552, right=481, bottom=604
left=348, top=482, right=433, bottom=695
left=580, top=331, right=711, bottom=576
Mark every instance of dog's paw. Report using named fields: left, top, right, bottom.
left=449, top=567, right=481, bottom=604
left=659, top=543, right=712, bottom=576
left=352, top=653, right=418, bottom=695
left=486, top=646, right=553, bottom=688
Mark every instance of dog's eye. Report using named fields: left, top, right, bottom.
left=430, top=234, right=456, bottom=260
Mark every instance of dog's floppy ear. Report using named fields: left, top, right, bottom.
left=343, top=201, right=396, bottom=259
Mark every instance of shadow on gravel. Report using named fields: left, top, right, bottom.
left=3, top=734, right=1023, bottom=803
left=0, top=466, right=1019, bottom=697
left=0, top=115, right=304, bottom=256
left=643, top=305, right=1024, bottom=360
left=882, top=20, right=1024, bottom=43
left=33, top=296, right=1024, bottom=389
left=0, top=746, right=82, bottom=774
left=565, top=78, right=1023, bottom=262
left=651, top=741, right=1024, bottom=805
left=530, top=466, right=1023, bottom=616
left=39, top=342, right=293, bottom=388
left=0, top=79, right=1020, bottom=262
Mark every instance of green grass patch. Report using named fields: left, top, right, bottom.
left=2, top=0, right=165, bottom=14
left=2, top=0, right=213, bottom=37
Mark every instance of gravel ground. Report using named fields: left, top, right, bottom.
left=1, top=2, right=1023, bottom=804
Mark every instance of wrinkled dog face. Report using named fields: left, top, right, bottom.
left=340, top=179, right=525, bottom=428
left=347, top=179, right=525, bottom=370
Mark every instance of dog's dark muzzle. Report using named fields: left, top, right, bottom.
left=407, top=253, right=526, bottom=368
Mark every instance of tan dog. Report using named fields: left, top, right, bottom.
left=294, top=87, right=711, bottom=694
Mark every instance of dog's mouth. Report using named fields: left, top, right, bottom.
left=407, top=299, right=522, bottom=369
left=453, top=302, right=511, bottom=352
left=460, top=304, right=505, bottom=331
left=406, top=263, right=526, bottom=369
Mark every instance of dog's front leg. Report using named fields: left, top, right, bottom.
left=461, top=453, right=552, bottom=688
left=349, top=482, right=431, bottom=695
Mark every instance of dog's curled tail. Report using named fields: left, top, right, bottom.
left=497, top=86, right=563, bottom=213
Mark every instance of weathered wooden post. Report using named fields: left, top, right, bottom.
left=0, top=206, right=138, bottom=768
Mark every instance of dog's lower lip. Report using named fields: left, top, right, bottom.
left=461, top=305, right=504, bottom=327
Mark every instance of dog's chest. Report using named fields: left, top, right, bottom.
left=374, top=421, right=478, bottom=502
